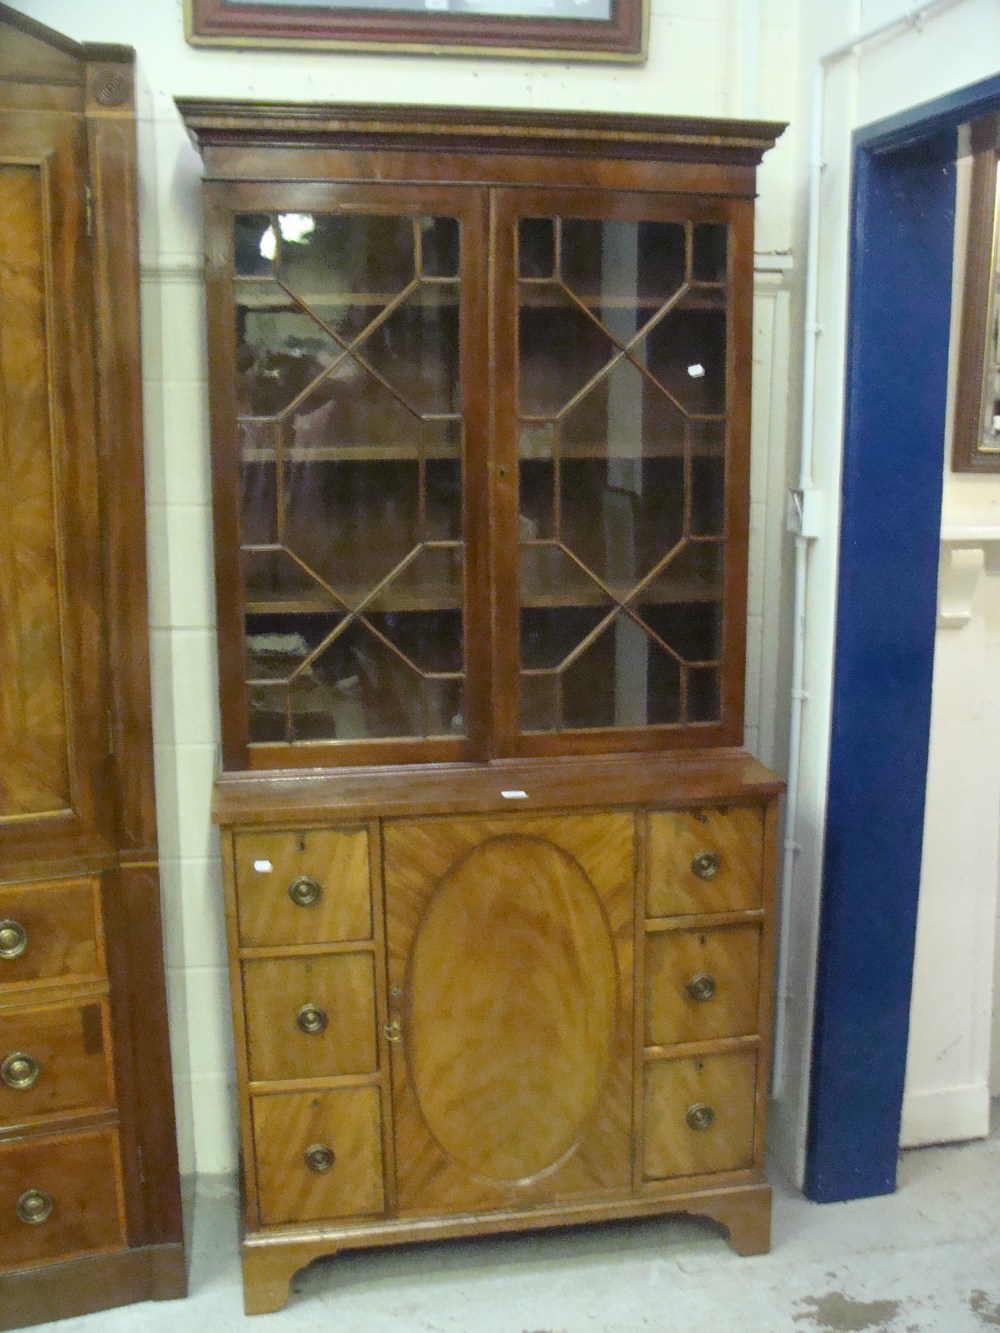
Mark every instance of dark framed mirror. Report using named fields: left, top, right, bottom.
left=953, top=113, right=1000, bottom=473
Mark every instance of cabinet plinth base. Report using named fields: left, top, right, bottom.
left=0, top=1242, right=187, bottom=1331
left=241, top=1183, right=772, bottom=1314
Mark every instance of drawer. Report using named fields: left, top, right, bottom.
left=243, top=953, right=378, bottom=1082
left=253, top=1087, right=384, bottom=1225
left=0, top=1127, right=125, bottom=1271
left=644, top=924, right=761, bottom=1046
left=0, top=879, right=103, bottom=992
left=643, top=1051, right=757, bottom=1180
left=647, top=808, right=763, bottom=918
left=234, top=827, right=372, bottom=947
left=0, top=998, right=113, bottom=1123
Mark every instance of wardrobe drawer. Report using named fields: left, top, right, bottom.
left=643, top=1051, right=757, bottom=1180
left=646, top=808, right=763, bottom=918
left=0, top=879, right=103, bottom=992
left=644, top=924, right=761, bottom=1047
left=0, top=998, right=113, bottom=1123
left=253, top=1087, right=384, bottom=1226
left=0, top=1127, right=125, bottom=1271
left=234, top=827, right=372, bottom=947
left=243, top=953, right=378, bottom=1083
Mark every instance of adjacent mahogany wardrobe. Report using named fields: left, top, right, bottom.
left=0, top=7, right=185, bottom=1326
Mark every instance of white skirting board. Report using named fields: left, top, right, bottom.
left=899, top=1083, right=992, bottom=1149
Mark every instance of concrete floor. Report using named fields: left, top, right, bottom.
left=27, top=1107, right=1000, bottom=1332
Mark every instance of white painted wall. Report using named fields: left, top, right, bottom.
left=900, top=145, right=1000, bottom=1148
left=769, top=0, right=1000, bottom=1187
left=12, top=0, right=799, bottom=1174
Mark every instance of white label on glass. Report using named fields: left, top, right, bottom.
left=253, top=859, right=273, bottom=873
left=687, top=363, right=706, bottom=378
left=501, top=789, right=529, bottom=800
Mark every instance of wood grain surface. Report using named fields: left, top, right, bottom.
left=243, top=953, right=377, bottom=1082
left=644, top=922, right=761, bottom=1045
left=643, top=1050, right=756, bottom=1179
left=0, top=996, right=113, bottom=1123
left=0, top=1126, right=125, bottom=1272
left=384, top=812, right=633, bottom=1213
left=0, top=879, right=103, bottom=993
left=253, top=1087, right=383, bottom=1225
left=234, top=826, right=371, bottom=946
left=0, top=160, right=71, bottom=820
left=646, top=806, right=763, bottom=917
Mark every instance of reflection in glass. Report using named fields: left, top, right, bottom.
left=236, top=211, right=466, bottom=745
left=691, top=223, right=728, bottom=283
left=516, top=213, right=729, bottom=733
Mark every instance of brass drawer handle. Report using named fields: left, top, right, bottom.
left=686, top=1102, right=715, bottom=1132
left=1, top=1052, right=41, bottom=1090
left=686, top=973, right=717, bottom=1003
left=304, top=1143, right=335, bottom=1173
left=384, top=1019, right=402, bottom=1044
left=288, top=876, right=322, bottom=908
left=691, top=851, right=720, bottom=881
left=296, top=1003, right=328, bottom=1035
left=16, top=1188, right=54, bottom=1226
left=0, top=920, right=28, bottom=960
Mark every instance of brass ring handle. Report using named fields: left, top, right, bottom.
left=1, top=1052, right=41, bottom=1090
left=0, top=920, right=28, bottom=960
left=686, top=1102, right=715, bottom=1132
left=304, top=1143, right=335, bottom=1173
left=691, top=851, right=720, bottom=881
left=384, top=1019, right=402, bottom=1044
left=16, top=1188, right=54, bottom=1226
left=686, top=973, right=717, bottom=1004
left=296, top=1003, right=328, bottom=1035
left=288, top=876, right=322, bottom=908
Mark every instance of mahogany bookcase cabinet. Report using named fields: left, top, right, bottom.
left=0, top=8, right=185, bottom=1328
left=179, top=99, right=786, bottom=1315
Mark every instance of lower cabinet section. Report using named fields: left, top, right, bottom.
left=216, top=754, right=782, bottom=1314
left=0, top=1128, right=126, bottom=1272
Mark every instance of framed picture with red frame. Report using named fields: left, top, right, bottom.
left=185, top=0, right=648, bottom=60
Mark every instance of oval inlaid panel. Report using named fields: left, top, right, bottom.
left=405, top=833, right=618, bottom=1183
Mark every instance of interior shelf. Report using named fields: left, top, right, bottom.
left=243, top=572, right=721, bottom=617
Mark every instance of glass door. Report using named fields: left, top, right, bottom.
left=207, top=184, right=489, bottom=768
left=491, top=188, right=752, bottom=755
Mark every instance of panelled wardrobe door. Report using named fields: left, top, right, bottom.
left=0, top=7, right=185, bottom=1328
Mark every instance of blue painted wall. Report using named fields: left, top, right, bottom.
left=805, top=133, right=957, bottom=1203
left=806, top=72, right=1000, bottom=1201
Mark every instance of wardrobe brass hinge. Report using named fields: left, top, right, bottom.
left=84, top=179, right=94, bottom=239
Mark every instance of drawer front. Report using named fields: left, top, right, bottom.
left=0, top=1128, right=125, bottom=1271
left=644, top=924, right=761, bottom=1046
left=253, top=1087, right=384, bottom=1225
left=0, top=998, right=113, bottom=1122
left=643, top=1052, right=757, bottom=1180
left=647, top=808, right=763, bottom=918
left=0, top=879, right=102, bottom=992
left=235, top=827, right=372, bottom=947
left=243, top=953, right=378, bottom=1083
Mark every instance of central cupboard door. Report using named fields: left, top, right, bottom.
left=383, top=813, right=634, bottom=1214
